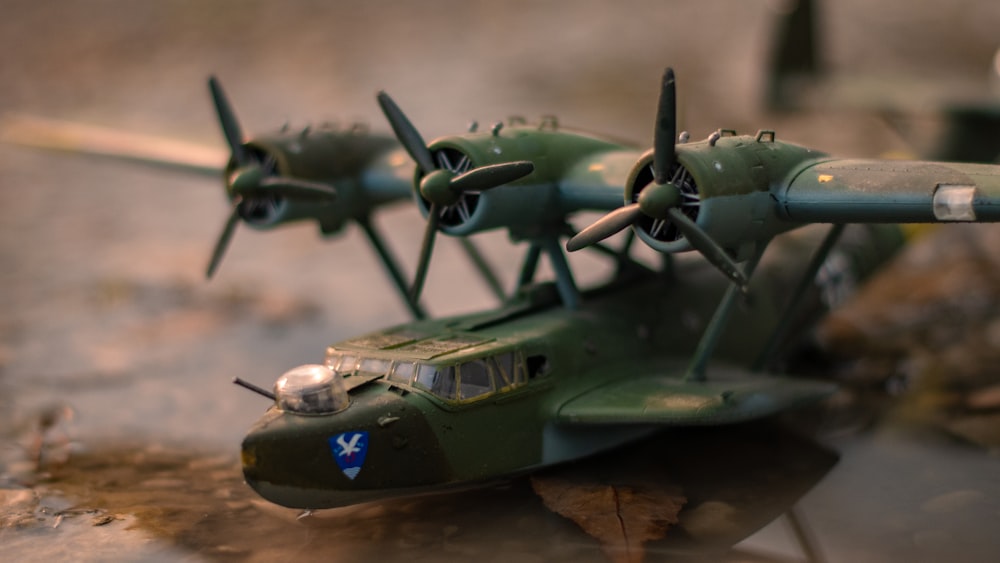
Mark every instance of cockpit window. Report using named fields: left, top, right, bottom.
left=414, top=364, right=457, bottom=400
left=492, top=352, right=527, bottom=388
left=324, top=351, right=358, bottom=376
left=458, top=359, right=493, bottom=400
left=388, top=361, right=416, bottom=385
left=323, top=349, right=533, bottom=403
left=324, top=350, right=339, bottom=371
left=493, top=354, right=512, bottom=387
left=405, top=351, right=533, bottom=403
left=335, top=354, right=358, bottom=376
left=358, top=357, right=391, bottom=375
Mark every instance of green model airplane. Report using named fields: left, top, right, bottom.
left=0, top=77, right=508, bottom=320
left=236, top=69, right=1000, bottom=510
left=6, top=67, right=1000, bottom=512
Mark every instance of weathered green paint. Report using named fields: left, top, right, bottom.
left=241, top=224, right=904, bottom=509
left=626, top=134, right=826, bottom=253
left=780, top=159, right=1000, bottom=222
left=417, top=123, right=639, bottom=237
left=227, top=126, right=412, bottom=234
left=556, top=367, right=836, bottom=424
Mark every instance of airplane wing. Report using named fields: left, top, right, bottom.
left=0, top=114, right=226, bottom=176
left=556, top=362, right=835, bottom=426
left=556, top=148, right=636, bottom=212
left=778, top=158, right=1000, bottom=223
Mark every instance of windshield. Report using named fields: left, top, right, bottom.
left=324, top=348, right=530, bottom=403
left=404, top=351, right=527, bottom=403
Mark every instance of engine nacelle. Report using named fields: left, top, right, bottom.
left=413, top=144, right=559, bottom=237
left=415, top=124, right=633, bottom=239
left=223, top=126, right=405, bottom=234
left=625, top=131, right=824, bottom=254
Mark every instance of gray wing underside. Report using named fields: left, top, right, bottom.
left=778, top=158, right=1000, bottom=223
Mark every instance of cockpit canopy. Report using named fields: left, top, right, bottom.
left=325, top=349, right=534, bottom=403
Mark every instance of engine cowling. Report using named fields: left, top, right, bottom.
left=625, top=132, right=817, bottom=254
left=414, top=126, right=628, bottom=238
left=225, top=128, right=402, bottom=233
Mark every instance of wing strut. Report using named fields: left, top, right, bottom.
left=357, top=217, right=427, bottom=320
left=376, top=91, right=533, bottom=305
left=517, top=243, right=543, bottom=290
left=686, top=240, right=770, bottom=382
left=512, top=237, right=580, bottom=309
left=753, top=223, right=845, bottom=371
left=457, top=238, right=506, bottom=303
left=541, top=235, right=580, bottom=310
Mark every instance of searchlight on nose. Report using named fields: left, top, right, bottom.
left=273, top=364, right=350, bottom=415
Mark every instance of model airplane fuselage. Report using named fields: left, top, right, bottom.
left=241, top=223, right=900, bottom=509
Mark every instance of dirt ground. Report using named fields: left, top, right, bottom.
left=2, top=1, right=1000, bottom=561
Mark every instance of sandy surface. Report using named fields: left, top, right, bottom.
left=2, top=1, right=1000, bottom=561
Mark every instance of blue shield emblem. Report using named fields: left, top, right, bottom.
left=329, top=431, right=369, bottom=480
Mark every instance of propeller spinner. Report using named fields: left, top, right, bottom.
left=376, top=91, right=535, bottom=302
left=205, top=76, right=337, bottom=279
left=566, top=68, right=749, bottom=291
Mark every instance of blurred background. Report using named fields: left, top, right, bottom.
left=2, top=0, right=1000, bottom=561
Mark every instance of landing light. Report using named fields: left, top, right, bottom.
left=274, top=364, right=350, bottom=415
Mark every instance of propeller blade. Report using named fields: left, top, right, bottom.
left=410, top=203, right=441, bottom=302
left=250, top=177, right=338, bottom=200
left=566, top=203, right=642, bottom=252
left=653, top=68, right=676, bottom=184
left=667, top=208, right=748, bottom=290
left=208, top=76, right=248, bottom=166
left=206, top=205, right=241, bottom=279
left=449, top=161, right=535, bottom=193
left=376, top=91, right=436, bottom=173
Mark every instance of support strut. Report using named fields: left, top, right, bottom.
left=358, top=217, right=427, bottom=320
left=685, top=241, right=769, bottom=382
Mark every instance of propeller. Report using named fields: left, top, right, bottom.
left=376, top=91, right=535, bottom=302
left=566, top=68, right=749, bottom=291
left=205, top=76, right=337, bottom=279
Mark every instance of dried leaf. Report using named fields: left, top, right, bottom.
left=531, top=476, right=685, bottom=563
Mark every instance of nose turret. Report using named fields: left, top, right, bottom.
left=272, top=364, right=350, bottom=415
left=240, top=376, right=451, bottom=509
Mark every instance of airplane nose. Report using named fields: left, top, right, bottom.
left=240, top=393, right=451, bottom=509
